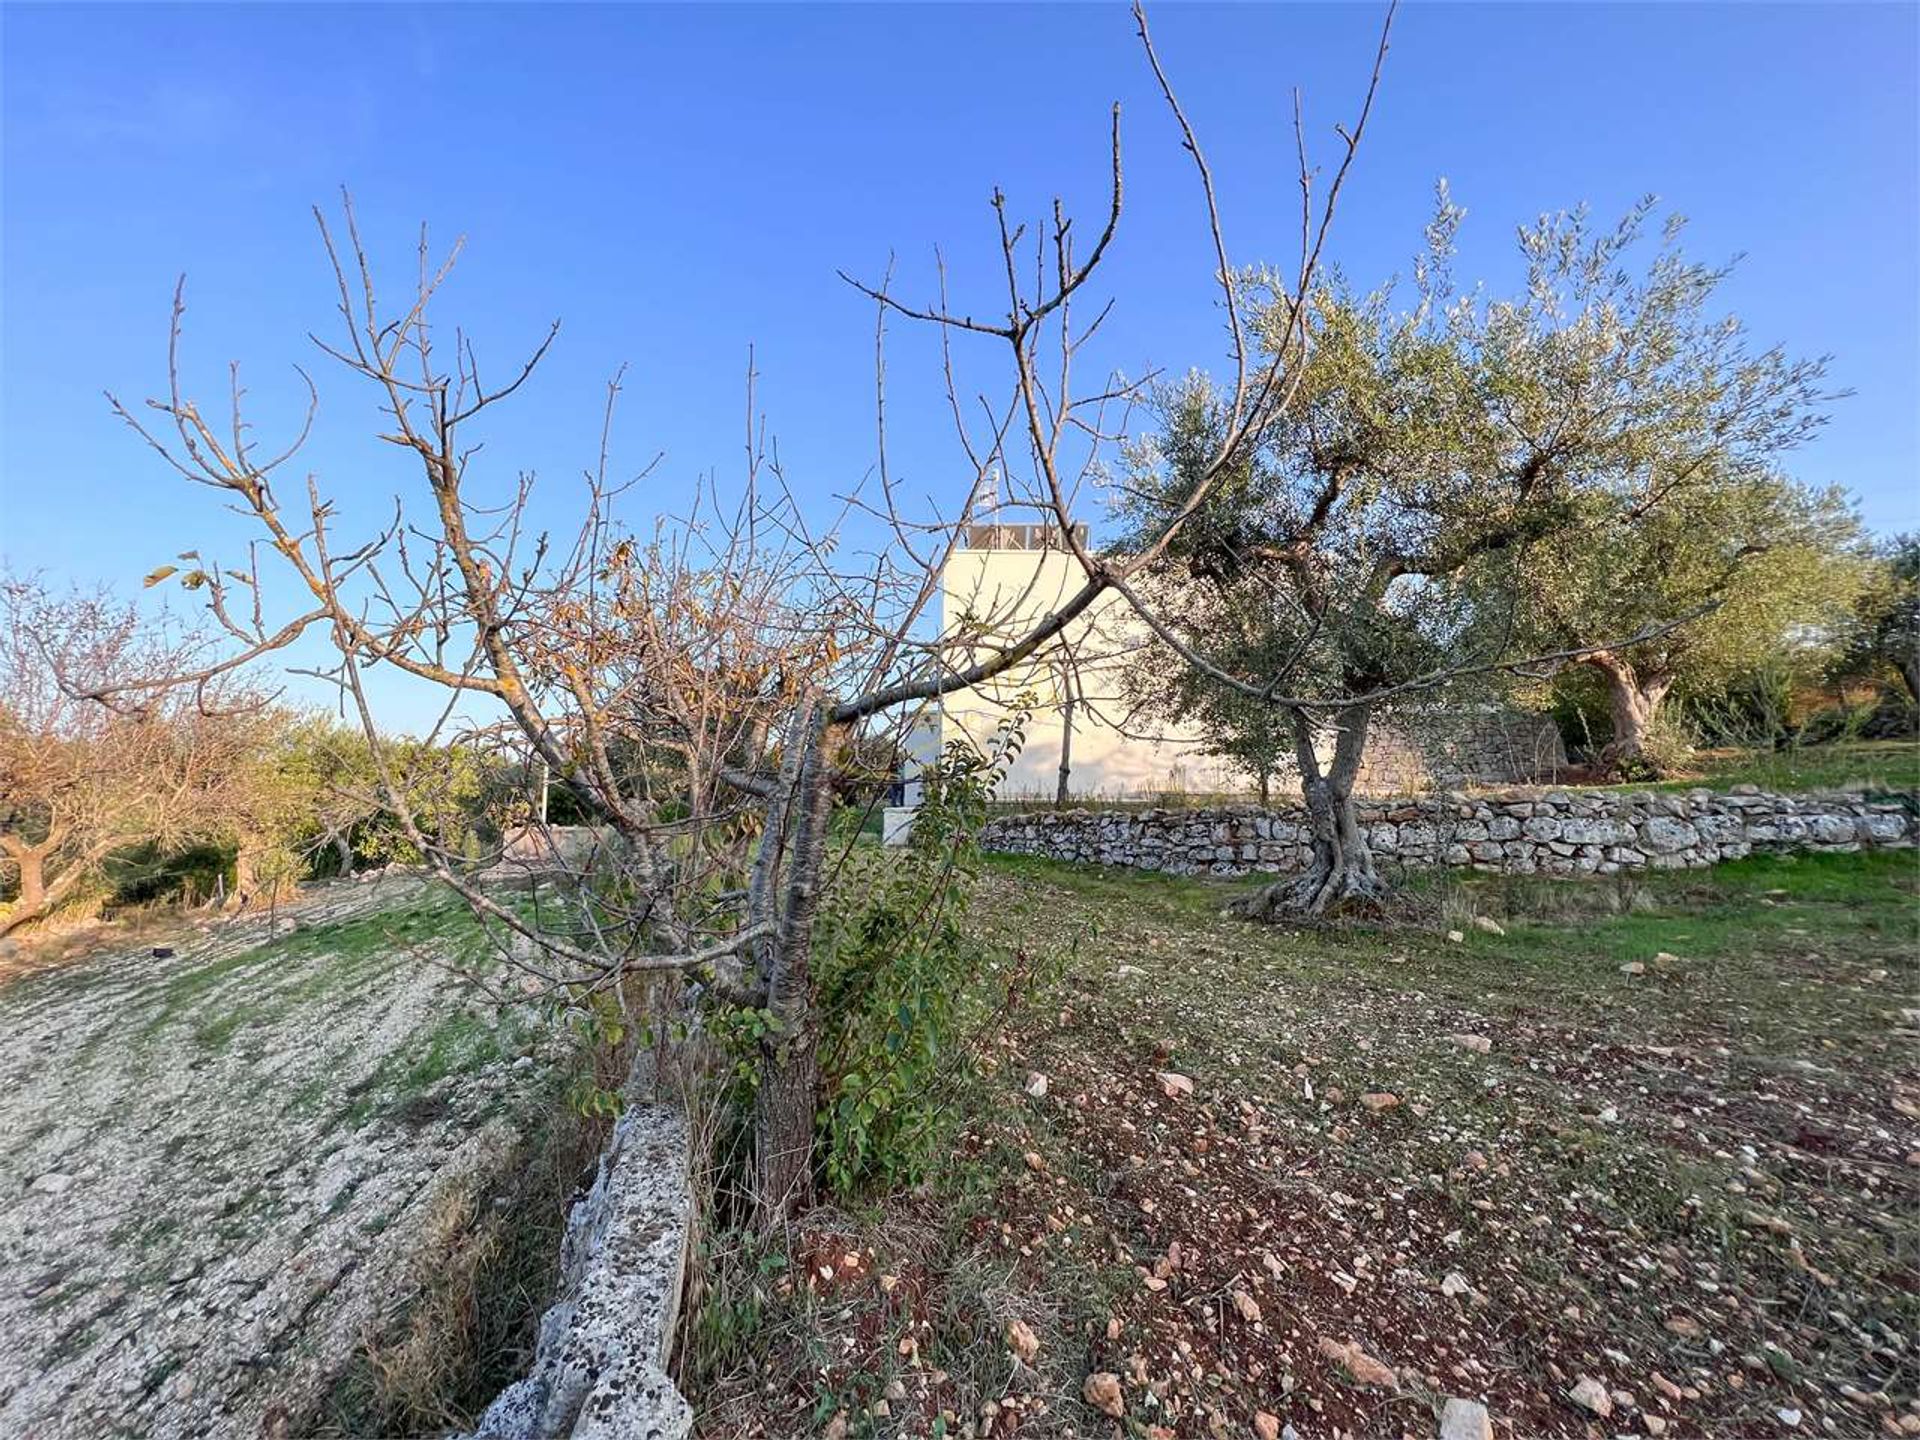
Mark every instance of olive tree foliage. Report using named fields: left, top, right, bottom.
left=0, top=577, right=272, bottom=936
left=1528, top=471, right=1865, bottom=772
left=1834, top=532, right=1920, bottom=705
left=105, top=5, right=1399, bottom=1218
left=1114, top=196, right=1831, bottom=916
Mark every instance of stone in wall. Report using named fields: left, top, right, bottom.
left=980, top=785, right=1917, bottom=880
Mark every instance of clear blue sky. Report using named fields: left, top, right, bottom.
left=4, top=3, right=1915, bottom=724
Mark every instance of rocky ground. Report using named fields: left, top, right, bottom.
left=697, top=848, right=1919, bottom=1440
left=1, top=879, right=557, bottom=1440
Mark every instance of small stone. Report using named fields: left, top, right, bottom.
left=1663, top=1314, right=1703, bottom=1338
left=1022, top=1151, right=1046, bottom=1173
left=1023, top=1071, right=1049, bottom=1100
left=1231, top=1289, right=1262, bottom=1324
left=30, top=1173, right=76, bottom=1196
left=1567, top=1376, right=1613, bottom=1417
left=1620, top=961, right=1646, bottom=976
left=1254, top=1413, right=1282, bottom=1440
left=1438, top=1397, right=1494, bottom=1440
left=1449, top=1033, right=1492, bottom=1054
left=1472, top=915, right=1506, bottom=936
left=1156, top=1070, right=1194, bottom=1099
left=1446, top=929, right=1465, bottom=944
left=884, top=1380, right=908, bottom=1403
left=1006, top=1318, right=1040, bottom=1364
left=1083, top=1371, right=1124, bottom=1418
left=823, top=1410, right=849, bottom=1440
left=151, top=946, right=175, bottom=959
left=1777, top=1408, right=1802, bottom=1428
left=1643, top=1417, right=1668, bottom=1436
left=1317, top=1336, right=1396, bottom=1388
left=1440, top=1271, right=1471, bottom=1298
left=1359, top=1092, right=1400, bottom=1113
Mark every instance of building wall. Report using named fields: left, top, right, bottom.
left=933, top=538, right=1567, bottom=800
left=937, top=542, right=1224, bottom=799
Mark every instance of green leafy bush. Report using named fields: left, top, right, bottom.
left=811, top=707, right=1027, bottom=1196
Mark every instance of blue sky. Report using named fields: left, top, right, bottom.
left=4, top=3, right=1915, bottom=724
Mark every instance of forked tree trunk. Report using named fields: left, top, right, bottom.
left=1232, top=704, right=1386, bottom=920
left=1, top=839, right=52, bottom=938
left=751, top=710, right=843, bottom=1221
left=1585, top=653, right=1674, bottom=774
left=333, top=832, right=354, bottom=877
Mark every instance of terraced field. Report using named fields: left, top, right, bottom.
left=1, top=880, right=557, bottom=1440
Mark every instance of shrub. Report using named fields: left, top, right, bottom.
left=810, top=708, right=1026, bottom=1196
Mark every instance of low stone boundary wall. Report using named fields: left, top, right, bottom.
left=980, top=786, right=1917, bottom=878
left=461, top=1093, right=693, bottom=1440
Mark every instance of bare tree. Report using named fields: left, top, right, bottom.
left=0, top=577, right=267, bottom=937
left=109, top=3, right=1407, bottom=1216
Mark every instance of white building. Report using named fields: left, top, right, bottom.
left=881, top=517, right=1566, bottom=843
left=887, top=521, right=1219, bottom=832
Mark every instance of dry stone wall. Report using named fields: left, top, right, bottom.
left=980, top=786, right=1917, bottom=878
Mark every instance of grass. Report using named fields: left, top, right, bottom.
left=1649, top=737, right=1920, bottom=794
left=317, top=1073, right=607, bottom=1439
left=692, top=845, right=1920, bottom=1439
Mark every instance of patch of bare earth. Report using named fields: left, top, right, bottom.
left=697, top=851, right=1919, bottom=1440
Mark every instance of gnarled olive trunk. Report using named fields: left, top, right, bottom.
left=1232, top=704, right=1387, bottom=920
left=1584, top=653, right=1674, bottom=774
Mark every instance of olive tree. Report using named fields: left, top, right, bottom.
left=1528, top=471, right=1865, bottom=770
left=1115, top=196, right=1831, bottom=915
left=1834, top=532, right=1920, bottom=704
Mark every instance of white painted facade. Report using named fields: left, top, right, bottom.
left=926, top=524, right=1224, bottom=801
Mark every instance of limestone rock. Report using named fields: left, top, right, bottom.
left=1006, top=1318, right=1040, bottom=1365
left=1438, top=1397, right=1493, bottom=1440
left=1567, top=1376, right=1613, bottom=1416
left=1317, top=1336, right=1397, bottom=1388
left=1082, top=1371, right=1124, bottom=1418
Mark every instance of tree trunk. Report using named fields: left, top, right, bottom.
left=1257, top=768, right=1272, bottom=806
left=752, top=711, right=842, bottom=1222
left=1055, top=680, right=1076, bottom=806
left=1899, top=653, right=1920, bottom=706
left=333, top=831, right=354, bottom=877
left=1586, top=654, right=1674, bottom=774
left=0, top=840, right=52, bottom=938
left=229, top=844, right=259, bottom=910
left=1232, top=705, right=1386, bottom=920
